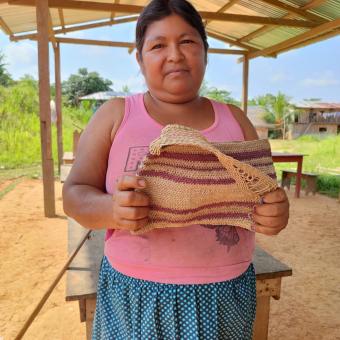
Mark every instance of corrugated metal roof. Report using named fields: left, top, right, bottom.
left=79, top=90, right=130, bottom=100
left=0, top=0, right=339, bottom=59
left=293, top=101, right=340, bottom=109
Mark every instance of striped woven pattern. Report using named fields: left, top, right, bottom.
left=134, top=124, right=278, bottom=235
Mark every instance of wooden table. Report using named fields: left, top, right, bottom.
left=272, top=152, right=304, bottom=198
left=66, top=219, right=292, bottom=340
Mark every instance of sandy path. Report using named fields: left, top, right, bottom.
left=0, top=179, right=85, bottom=340
left=0, top=179, right=339, bottom=339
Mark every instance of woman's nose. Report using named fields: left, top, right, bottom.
left=167, top=44, right=184, bottom=62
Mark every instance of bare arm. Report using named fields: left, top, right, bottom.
left=62, top=98, right=124, bottom=229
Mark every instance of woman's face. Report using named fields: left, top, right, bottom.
left=137, top=14, right=207, bottom=103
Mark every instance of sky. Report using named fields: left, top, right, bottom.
left=1, top=20, right=340, bottom=102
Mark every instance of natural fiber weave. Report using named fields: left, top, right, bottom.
left=134, top=124, right=278, bottom=235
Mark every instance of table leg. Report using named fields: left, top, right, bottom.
left=295, top=158, right=303, bottom=198
left=253, top=296, right=270, bottom=340
left=85, top=298, right=96, bottom=340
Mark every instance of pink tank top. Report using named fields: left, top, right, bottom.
left=104, top=93, right=255, bottom=284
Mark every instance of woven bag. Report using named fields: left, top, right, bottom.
left=134, top=124, right=278, bottom=235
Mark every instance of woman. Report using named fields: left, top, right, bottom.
left=63, top=1, right=289, bottom=339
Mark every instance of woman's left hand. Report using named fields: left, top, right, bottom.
left=252, top=187, right=289, bottom=236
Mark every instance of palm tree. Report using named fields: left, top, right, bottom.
left=255, top=92, right=292, bottom=139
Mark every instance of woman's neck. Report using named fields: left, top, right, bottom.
left=144, top=91, right=214, bottom=129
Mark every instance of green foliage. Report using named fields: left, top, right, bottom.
left=0, top=51, right=13, bottom=87
left=62, top=67, right=112, bottom=106
left=122, top=85, right=130, bottom=93
left=0, top=77, right=39, bottom=121
left=317, top=174, right=340, bottom=198
left=0, top=77, right=92, bottom=169
left=200, top=80, right=239, bottom=106
left=271, top=134, right=340, bottom=197
left=254, top=92, right=293, bottom=139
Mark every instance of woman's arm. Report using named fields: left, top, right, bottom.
left=62, top=98, right=125, bottom=229
left=228, top=104, right=289, bottom=236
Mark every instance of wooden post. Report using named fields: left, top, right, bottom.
left=242, top=54, right=249, bottom=115
left=36, top=0, right=55, bottom=217
left=253, top=296, right=271, bottom=340
left=54, top=42, right=63, bottom=175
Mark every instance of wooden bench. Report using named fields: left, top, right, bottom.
left=66, top=219, right=292, bottom=340
left=62, top=151, right=75, bottom=165
left=281, top=170, right=317, bottom=195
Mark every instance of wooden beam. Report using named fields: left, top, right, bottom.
left=238, top=0, right=329, bottom=44
left=242, top=55, right=249, bottom=115
left=28, top=36, right=248, bottom=55
left=36, top=0, right=56, bottom=217
left=11, top=16, right=138, bottom=41
left=9, top=0, right=318, bottom=27
left=55, top=37, right=135, bottom=48
left=209, top=48, right=247, bottom=55
left=243, top=18, right=340, bottom=60
left=58, top=8, right=65, bottom=29
left=257, top=0, right=325, bottom=23
left=48, top=11, right=57, bottom=49
left=205, top=0, right=240, bottom=26
left=0, top=16, right=13, bottom=36
left=110, top=0, right=119, bottom=21
left=9, top=0, right=143, bottom=13
left=207, top=30, right=258, bottom=52
left=302, top=0, right=327, bottom=10
left=54, top=43, right=63, bottom=175
left=201, top=11, right=316, bottom=28
left=269, top=28, right=340, bottom=55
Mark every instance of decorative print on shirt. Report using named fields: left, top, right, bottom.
left=124, top=146, right=149, bottom=172
left=201, top=225, right=240, bottom=252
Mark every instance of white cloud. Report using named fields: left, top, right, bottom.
left=270, top=72, right=290, bottom=83
left=301, top=71, right=339, bottom=87
left=112, top=73, right=146, bottom=93
left=4, top=42, right=38, bottom=78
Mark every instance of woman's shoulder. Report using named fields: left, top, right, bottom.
left=92, top=97, right=126, bottom=142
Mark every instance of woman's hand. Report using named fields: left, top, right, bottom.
left=112, top=175, right=150, bottom=232
left=252, top=187, right=289, bottom=236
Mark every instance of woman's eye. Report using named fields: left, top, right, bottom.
left=151, top=44, right=163, bottom=50
left=181, top=40, right=194, bottom=44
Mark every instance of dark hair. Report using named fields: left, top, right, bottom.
left=136, top=0, right=209, bottom=58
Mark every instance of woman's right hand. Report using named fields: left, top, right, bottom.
left=112, top=175, right=150, bottom=232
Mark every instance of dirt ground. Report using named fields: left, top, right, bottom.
left=0, top=178, right=339, bottom=340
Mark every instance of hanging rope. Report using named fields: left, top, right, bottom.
left=14, top=229, right=92, bottom=340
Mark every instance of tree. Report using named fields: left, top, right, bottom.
left=200, top=80, right=239, bottom=106
left=254, top=92, right=292, bottom=139
left=0, top=51, right=13, bottom=87
left=121, top=85, right=130, bottom=93
left=62, top=68, right=112, bottom=106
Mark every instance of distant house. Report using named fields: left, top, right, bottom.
left=290, top=101, right=340, bottom=138
left=247, top=105, right=276, bottom=139
left=79, top=90, right=131, bottom=111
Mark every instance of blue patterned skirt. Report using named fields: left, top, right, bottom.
left=92, top=256, right=256, bottom=340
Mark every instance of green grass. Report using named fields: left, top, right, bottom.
left=0, top=80, right=92, bottom=172
left=270, top=134, right=340, bottom=197
left=0, top=81, right=339, bottom=197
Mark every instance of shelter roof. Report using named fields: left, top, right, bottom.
left=293, top=101, right=340, bottom=109
left=1, top=0, right=339, bottom=60
left=247, top=105, right=275, bottom=128
left=79, top=90, right=129, bottom=100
